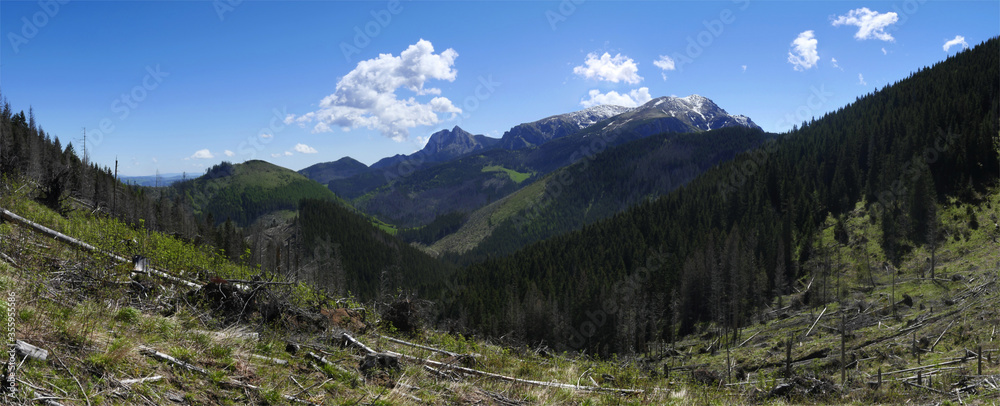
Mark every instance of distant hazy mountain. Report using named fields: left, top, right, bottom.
left=121, top=173, right=186, bottom=187
left=298, top=157, right=369, bottom=186
left=370, top=126, right=499, bottom=170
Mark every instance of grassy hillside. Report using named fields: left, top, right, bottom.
left=172, top=160, right=344, bottom=227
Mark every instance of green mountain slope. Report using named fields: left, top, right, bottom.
left=172, top=160, right=343, bottom=226
left=432, top=125, right=775, bottom=263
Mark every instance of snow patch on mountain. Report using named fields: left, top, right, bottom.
left=559, top=104, right=635, bottom=129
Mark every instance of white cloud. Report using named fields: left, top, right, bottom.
left=188, top=149, right=214, bottom=159
left=858, top=73, right=867, bottom=85
left=270, top=151, right=294, bottom=158
left=653, top=55, right=675, bottom=81
left=293, top=143, right=318, bottom=154
left=573, top=52, right=642, bottom=84
left=943, top=35, right=969, bottom=52
left=288, top=39, right=462, bottom=141
left=741, top=65, right=747, bottom=73
left=224, top=150, right=235, bottom=157
left=788, top=31, right=819, bottom=71
left=831, top=8, right=898, bottom=41
left=580, top=87, right=652, bottom=108
left=831, top=57, right=843, bottom=71
left=881, top=47, right=887, bottom=55
left=270, top=153, right=282, bottom=158
left=653, top=55, right=675, bottom=71
left=261, top=133, right=273, bottom=139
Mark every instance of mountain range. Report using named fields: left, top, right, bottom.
left=301, top=94, right=759, bottom=232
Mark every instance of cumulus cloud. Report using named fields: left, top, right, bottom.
left=831, top=8, right=898, bottom=41
left=653, top=55, right=675, bottom=71
left=858, top=73, right=867, bottom=85
left=288, top=39, right=462, bottom=141
left=294, top=143, right=318, bottom=154
left=943, top=35, right=969, bottom=52
left=573, top=52, right=642, bottom=84
left=224, top=150, right=235, bottom=157
left=788, top=31, right=819, bottom=71
left=653, top=55, right=675, bottom=80
left=188, top=149, right=214, bottom=160
left=580, top=87, right=652, bottom=108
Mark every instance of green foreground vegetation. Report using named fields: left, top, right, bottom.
left=1, top=177, right=999, bottom=405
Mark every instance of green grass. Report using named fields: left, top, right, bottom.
left=482, top=164, right=534, bottom=184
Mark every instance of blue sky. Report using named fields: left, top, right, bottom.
left=1, top=0, right=997, bottom=176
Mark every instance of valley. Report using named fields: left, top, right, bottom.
left=0, top=2, right=997, bottom=403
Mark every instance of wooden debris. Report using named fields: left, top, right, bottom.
left=249, top=353, right=288, bottom=365
left=342, top=333, right=644, bottom=395
left=340, top=333, right=377, bottom=355
left=119, top=375, right=163, bottom=385
left=378, top=334, right=459, bottom=357
left=0, top=207, right=201, bottom=289
left=15, top=340, right=48, bottom=361
left=931, top=320, right=957, bottom=352
left=139, top=344, right=320, bottom=405
left=306, top=352, right=353, bottom=377
left=804, top=306, right=828, bottom=338
left=139, top=346, right=207, bottom=374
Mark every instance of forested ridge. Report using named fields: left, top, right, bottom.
left=437, top=38, right=1000, bottom=356
left=169, top=160, right=342, bottom=227
left=0, top=96, right=250, bottom=259
left=446, top=125, right=774, bottom=264
left=298, top=198, right=455, bottom=301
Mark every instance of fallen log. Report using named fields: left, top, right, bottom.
left=0, top=251, right=17, bottom=267
left=138, top=346, right=207, bottom=374
left=737, top=329, right=764, bottom=348
left=340, top=333, right=377, bottom=355
left=138, top=345, right=320, bottom=405
left=804, top=306, right=827, bottom=338
left=342, top=333, right=644, bottom=395
left=306, top=352, right=353, bottom=376
left=931, top=320, right=957, bottom=352
left=378, top=334, right=459, bottom=357
left=249, top=354, right=288, bottom=366
left=0, top=207, right=201, bottom=289
left=903, top=380, right=951, bottom=396
left=881, top=358, right=966, bottom=376
left=119, top=375, right=163, bottom=385
left=15, top=340, right=49, bottom=361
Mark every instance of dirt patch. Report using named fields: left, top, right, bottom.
left=321, top=307, right=367, bottom=333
